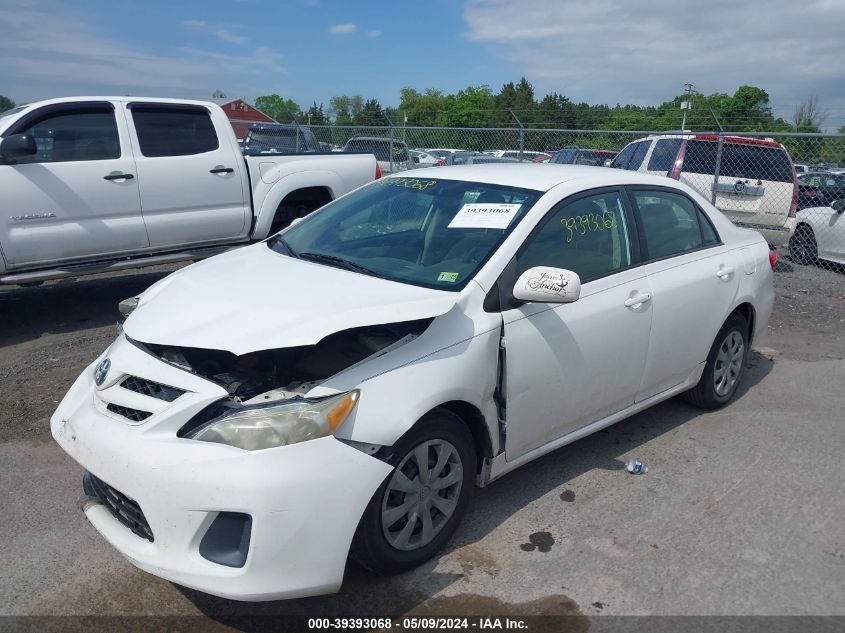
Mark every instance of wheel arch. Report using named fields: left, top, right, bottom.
left=269, top=186, right=333, bottom=234
left=432, top=401, right=494, bottom=475
left=730, top=301, right=756, bottom=345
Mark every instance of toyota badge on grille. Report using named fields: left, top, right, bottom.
left=94, top=358, right=111, bottom=386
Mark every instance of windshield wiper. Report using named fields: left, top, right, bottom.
left=267, top=235, right=298, bottom=258
left=298, top=252, right=388, bottom=279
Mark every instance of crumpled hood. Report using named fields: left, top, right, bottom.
left=123, top=244, right=459, bottom=355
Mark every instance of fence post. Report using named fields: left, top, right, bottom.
left=711, top=132, right=724, bottom=205
left=509, top=109, right=525, bottom=160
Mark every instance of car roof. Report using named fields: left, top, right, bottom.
left=397, top=164, right=687, bottom=192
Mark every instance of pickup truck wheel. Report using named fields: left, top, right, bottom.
left=350, top=410, right=475, bottom=576
left=270, top=189, right=332, bottom=235
left=789, top=225, right=817, bottom=266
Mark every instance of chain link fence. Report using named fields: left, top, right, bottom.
left=304, top=124, right=845, bottom=277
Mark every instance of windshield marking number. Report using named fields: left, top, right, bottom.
left=448, top=203, right=522, bottom=230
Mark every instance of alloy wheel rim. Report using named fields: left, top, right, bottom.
left=713, top=330, right=745, bottom=397
left=381, top=439, right=463, bottom=551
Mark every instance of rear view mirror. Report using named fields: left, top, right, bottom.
left=0, top=134, right=37, bottom=160
left=512, top=267, right=581, bottom=304
left=832, top=199, right=845, bottom=214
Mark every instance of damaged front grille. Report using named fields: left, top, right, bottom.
left=107, top=403, right=152, bottom=422
left=120, top=376, right=184, bottom=402
left=83, top=472, right=154, bottom=542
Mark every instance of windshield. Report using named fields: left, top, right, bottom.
left=269, top=176, right=543, bottom=290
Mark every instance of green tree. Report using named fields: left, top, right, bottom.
left=305, top=102, right=329, bottom=126
left=491, top=77, right=536, bottom=127
left=353, top=98, right=386, bottom=126
left=328, top=94, right=365, bottom=125
left=211, top=89, right=227, bottom=99
left=442, top=86, right=494, bottom=128
left=0, top=95, right=15, bottom=112
left=254, top=94, right=301, bottom=123
left=398, top=87, right=449, bottom=126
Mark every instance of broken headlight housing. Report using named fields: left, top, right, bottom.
left=184, top=390, right=359, bottom=451
left=118, top=296, right=140, bottom=318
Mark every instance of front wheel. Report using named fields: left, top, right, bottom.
left=350, top=410, right=476, bottom=576
left=789, top=225, right=817, bottom=265
left=683, top=313, right=749, bottom=410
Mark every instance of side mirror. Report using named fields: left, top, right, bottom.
left=412, top=156, right=420, bottom=164
left=0, top=134, right=37, bottom=160
left=832, top=199, right=845, bottom=214
left=512, top=267, right=581, bottom=304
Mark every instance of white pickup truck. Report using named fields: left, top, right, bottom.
left=0, top=97, right=378, bottom=285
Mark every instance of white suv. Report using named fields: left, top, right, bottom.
left=611, top=134, right=798, bottom=245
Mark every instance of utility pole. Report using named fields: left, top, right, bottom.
left=680, top=82, right=695, bottom=131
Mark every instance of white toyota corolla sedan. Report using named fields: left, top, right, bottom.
left=52, top=165, right=775, bottom=601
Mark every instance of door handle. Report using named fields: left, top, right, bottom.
left=103, top=173, right=134, bottom=180
left=624, top=293, right=652, bottom=308
left=209, top=167, right=234, bottom=174
left=716, top=266, right=735, bottom=280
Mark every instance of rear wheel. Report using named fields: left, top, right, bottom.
left=683, top=313, right=748, bottom=410
left=350, top=410, right=475, bottom=575
left=789, top=225, right=817, bottom=265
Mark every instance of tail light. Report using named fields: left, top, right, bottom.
left=669, top=140, right=687, bottom=179
left=769, top=249, right=778, bottom=271
left=374, top=163, right=382, bottom=180
left=805, top=189, right=817, bottom=197
left=435, top=159, right=445, bottom=166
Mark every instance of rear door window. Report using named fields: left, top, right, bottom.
left=631, top=189, right=714, bottom=260
left=647, top=138, right=683, bottom=172
left=131, top=105, right=219, bottom=157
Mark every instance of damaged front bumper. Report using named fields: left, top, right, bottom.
left=50, top=335, right=392, bottom=601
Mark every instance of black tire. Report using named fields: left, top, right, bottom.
left=350, top=409, right=476, bottom=576
left=683, top=313, right=749, bottom=410
left=789, top=225, right=817, bottom=266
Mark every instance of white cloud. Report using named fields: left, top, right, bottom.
left=329, top=23, right=357, bottom=35
left=463, top=0, right=845, bottom=130
left=0, top=1, right=286, bottom=99
left=367, top=29, right=382, bottom=38
left=182, top=19, right=247, bottom=46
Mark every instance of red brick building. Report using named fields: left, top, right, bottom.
left=210, top=98, right=276, bottom=140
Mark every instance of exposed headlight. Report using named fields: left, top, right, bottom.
left=118, top=296, right=140, bottom=318
left=186, top=391, right=359, bottom=451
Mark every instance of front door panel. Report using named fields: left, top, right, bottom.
left=503, top=269, right=653, bottom=460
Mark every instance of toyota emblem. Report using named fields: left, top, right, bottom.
left=94, top=358, right=111, bottom=386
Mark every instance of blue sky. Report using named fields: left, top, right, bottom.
left=2, top=0, right=844, bottom=130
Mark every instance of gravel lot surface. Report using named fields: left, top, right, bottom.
left=1, top=256, right=844, bottom=627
